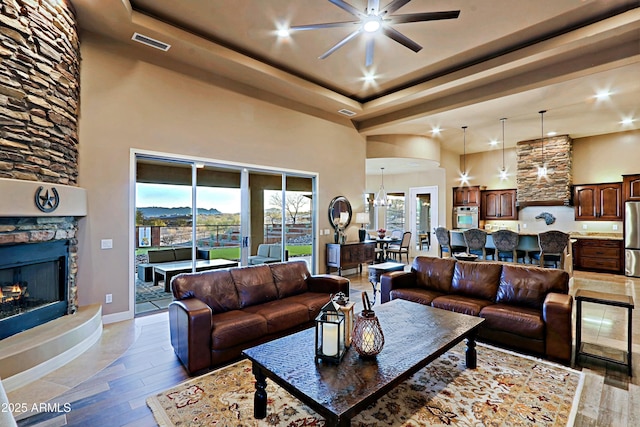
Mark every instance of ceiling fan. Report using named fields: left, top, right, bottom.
left=289, top=0, right=460, bottom=67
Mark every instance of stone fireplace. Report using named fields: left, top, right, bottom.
left=0, top=213, right=83, bottom=337
left=0, top=0, right=84, bottom=339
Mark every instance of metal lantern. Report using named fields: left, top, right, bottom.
left=333, top=292, right=355, bottom=348
left=315, top=299, right=346, bottom=363
left=352, top=292, right=385, bottom=358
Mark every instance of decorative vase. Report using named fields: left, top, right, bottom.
left=358, top=228, right=367, bottom=242
left=334, top=229, right=340, bottom=244
left=378, top=232, right=385, bottom=239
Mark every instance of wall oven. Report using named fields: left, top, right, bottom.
left=453, top=206, right=479, bottom=229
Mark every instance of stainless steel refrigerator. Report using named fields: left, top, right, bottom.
left=625, top=201, right=640, bottom=277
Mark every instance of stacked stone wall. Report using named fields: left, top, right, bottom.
left=516, top=135, right=573, bottom=204
left=0, top=0, right=80, bottom=184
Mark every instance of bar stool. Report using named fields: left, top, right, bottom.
left=434, top=227, right=465, bottom=258
left=530, top=230, right=570, bottom=268
left=463, top=228, right=496, bottom=260
left=492, top=229, right=526, bottom=263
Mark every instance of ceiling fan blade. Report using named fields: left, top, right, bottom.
left=367, top=0, right=380, bottom=14
left=382, top=26, right=422, bottom=52
left=388, top=11, right=460, bottom=24
left=319, top=28, right=362, bottom=59
left=380, top=0, right=411, bottom=15
left=365, top=38, right=374, bottom=67
left=290, top=21, right=360, bottom=31
left=329, top=0, right=367, bottom=18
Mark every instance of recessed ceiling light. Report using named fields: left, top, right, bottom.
left=431, top=127, right=441, bottom=135
left=489, top=139, right=498, bottom=146
left=276, top=28, right=290, bottom=38
left=594, top=90, right=611, bottom=100
left=620, top=117, right=635, bottom=125
left=363, top=73, right=376, bottom=83
left=547, top=131, right=557, bottom=137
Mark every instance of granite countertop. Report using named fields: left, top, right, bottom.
left=568, top=232, right=623, bottom=240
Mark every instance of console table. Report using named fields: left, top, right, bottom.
left=326, top=241, right=376, bottom=275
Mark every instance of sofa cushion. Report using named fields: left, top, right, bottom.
left=231, top=264, right=278, bottom=308
left=147, top=249, right=175, bottom=263
left=284, top=293, right=333, bottom=319
left=242, top=300, right=310, bottom=334
left=390, top=288, right=444, bottom=306
left=257, top=244, right=270, bottom=257
left=173, top=247, right=193, bottom=261
left=210, top=310, right=268, bottom=349
left=171, top=269, right=240, bottom=312
left=412, top=256, right=456, bottom=293
left=451, top=261, right=502, bottom=301
left=268, top=244, right=282, bottom=259
left=479, top=304, right=544, bottom=340
left=497, top=264, right=570, bottom=309
left=431, top=295, right=494, bottom=316
left=269, top=260, right=309, bottom=298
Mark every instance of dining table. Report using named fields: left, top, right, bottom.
left=366, top=236, right=402, bottom=262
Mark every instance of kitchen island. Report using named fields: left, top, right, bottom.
left=450, top=229, right=623, bottom=274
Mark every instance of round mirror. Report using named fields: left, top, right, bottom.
left=328, top=196, right=352, bottom=230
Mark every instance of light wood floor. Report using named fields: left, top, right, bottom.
left=11, top=263, right=640, bottom=427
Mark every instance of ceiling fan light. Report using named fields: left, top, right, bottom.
left=363, top=18, right=381, bottom=33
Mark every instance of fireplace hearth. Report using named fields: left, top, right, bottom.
left=0, top=240, right=69, bottom=340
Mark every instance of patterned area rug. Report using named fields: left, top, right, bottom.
left=147, top=343, right=583, bottom=427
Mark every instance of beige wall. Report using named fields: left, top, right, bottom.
left=572, top=130, right=640, bottom=184
left=77, top=33, right=365, bottom=318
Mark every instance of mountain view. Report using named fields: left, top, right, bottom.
left=138, top=206, right=221, bottom=218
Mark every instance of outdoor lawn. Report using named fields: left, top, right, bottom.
left=136, top=245, right=312, bottom=259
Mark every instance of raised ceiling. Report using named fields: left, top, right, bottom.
left=71, top=0, right=640, bottom=158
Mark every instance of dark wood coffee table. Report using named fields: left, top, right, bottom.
left=153, top=259, right=238, bottom=291
left=242, top=299, right=484, bottom=426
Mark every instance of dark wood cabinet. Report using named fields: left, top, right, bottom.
left=453, top=186, right=480, bottom=206
left=623, top=174, right=640, bottom=201
left=573, top=238, right=623, bottom=274
left=573, top=182, right=622, bottom=220
left=326, top=242, right=375, bottom=275
left=480, top=189, right=517, bottom=220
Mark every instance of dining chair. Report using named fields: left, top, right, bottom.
left=387, top=231, right=412, bottom=263
left=462, top=228, right=496, bottom=260
left=530, top=230, right=570, bottom=269
left=434, top=227, right=466, bottom=258
left=492, top=229, right=526, bottom=263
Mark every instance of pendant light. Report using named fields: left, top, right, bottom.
left=373, top=167, right=388, bottom=207
left=460, top=126, right=469, bottom=184
left=499, top=118, right=508, bottom=180
left=537, top=110, right=547, bottom=178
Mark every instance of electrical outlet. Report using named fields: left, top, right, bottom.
left=101, top=239, right=113, bottom=249
left=522, top=223, right=527, bottom=229
left=105, top=294, right=112, bottom=304
left=582, top=224, right=588, bottom=230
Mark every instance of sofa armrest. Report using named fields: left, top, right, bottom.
left=169, top=299, right=212, bottom=375
left=307, top=274, right=349, bottom=295
left=380, top=271, right=416, bottom=304
left=543, top=292, right=573, bottom=364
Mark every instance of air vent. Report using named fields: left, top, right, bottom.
left=131, top=32, right=171, bottom=51
left=338, top=109, right=356, bottom=117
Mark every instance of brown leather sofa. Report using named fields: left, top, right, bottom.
left=169, top=259, right=349, bottom=374
left=380, top=256, right=572, bottom=364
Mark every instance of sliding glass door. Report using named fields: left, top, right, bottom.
left=134, top=154, right=317, bottom=314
